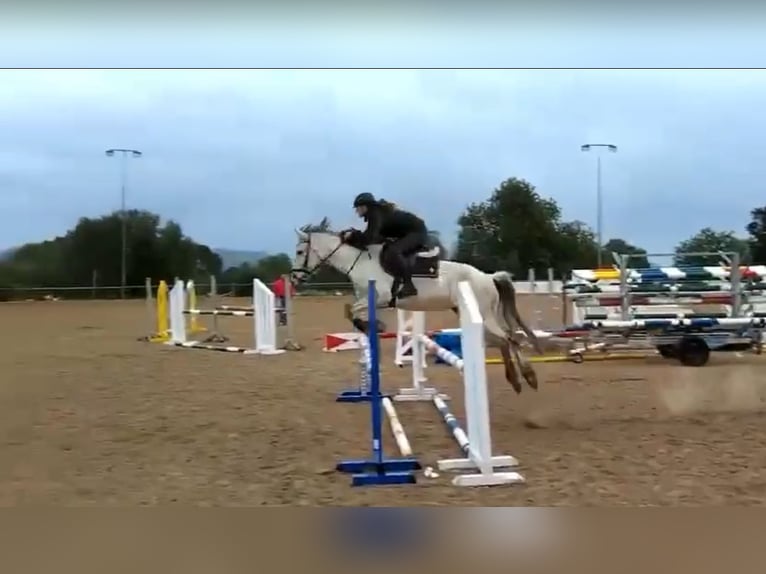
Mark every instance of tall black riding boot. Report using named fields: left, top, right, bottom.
left=397, top=269, right=418, bottom=298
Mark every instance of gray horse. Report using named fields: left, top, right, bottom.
left=291, top=230, right=541, bottom=392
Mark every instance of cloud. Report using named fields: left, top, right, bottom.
left=1, top=65, right=766, bottom=258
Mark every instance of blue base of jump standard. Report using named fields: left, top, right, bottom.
left=336, top=389, right=374, bottom=403
left=336, top=280, right=421, bottom=486
left=336, top=459, right=420, bottom=486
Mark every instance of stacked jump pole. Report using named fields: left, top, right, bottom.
left=566, top=252, right=766, bottom=323
left=562, top=252, right=766, bottom=365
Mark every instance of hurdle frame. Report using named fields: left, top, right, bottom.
left=166, top=278, right=286, bottom=355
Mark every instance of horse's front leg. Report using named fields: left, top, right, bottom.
left=348, top=295, right=388, bottom=333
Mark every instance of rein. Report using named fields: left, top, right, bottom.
left=291, top=233, right=368, bottom=282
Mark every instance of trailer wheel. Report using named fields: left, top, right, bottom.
left=678, top=336, right=710, bottom=367
left=657, top=345, right=677, bottom=359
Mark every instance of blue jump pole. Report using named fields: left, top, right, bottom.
left=336, top=279, right=421, bottom=486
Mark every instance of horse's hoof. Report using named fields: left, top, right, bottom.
left=374, top=319, right=387, bottom=333
left=523, top=369, right=539, bottom=390
left=351, top=318, right=369, bottom=333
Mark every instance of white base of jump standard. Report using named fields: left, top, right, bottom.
left=437, top=456, right=524, bottom=487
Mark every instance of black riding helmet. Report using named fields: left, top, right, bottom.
left=353, top=192, right=376, bottom=208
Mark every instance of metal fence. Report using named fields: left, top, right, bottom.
left=0, top=281, right=356, bottom=301
left=0, top=268, right=562, bottom=301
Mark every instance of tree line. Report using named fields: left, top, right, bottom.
left=2, top=177, right=765, bottom=300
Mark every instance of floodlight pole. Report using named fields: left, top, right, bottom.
left=105, top=148, right=142, bottom=299
left=581, top=143, right=618, bottom=267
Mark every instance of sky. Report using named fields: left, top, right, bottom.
left=2, top=3, right=766, bottom=257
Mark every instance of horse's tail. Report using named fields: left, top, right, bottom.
left=491, top=271, right=541, bottom=352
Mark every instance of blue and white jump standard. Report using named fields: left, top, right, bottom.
left=336, top=280, right=422, bottom=486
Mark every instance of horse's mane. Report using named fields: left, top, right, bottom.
left=306, top=229, right=375, bottom=253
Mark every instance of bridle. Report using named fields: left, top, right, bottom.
left=291, top=232, right=367, bottom=283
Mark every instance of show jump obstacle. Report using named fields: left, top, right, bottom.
left=336, top=279, right=524, bottom=487
left=166, top=278, right=286, bottom=354
left=144, top=275, right=299, bottom=350
left=336, top=280, right=421, bottom=486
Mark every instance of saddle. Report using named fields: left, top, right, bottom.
left=406, top=246, right=441, bottom=278
left=380, top=240, right=441, bottom=279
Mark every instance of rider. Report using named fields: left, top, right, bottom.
left=344, top=192, right=429, bottom=299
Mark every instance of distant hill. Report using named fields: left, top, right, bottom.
left=214, top=248, right=268, bottom=269
left=0, top=247, right=17, bottom=261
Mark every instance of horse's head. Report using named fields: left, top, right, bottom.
left=290, top=229, right=345, bottom=283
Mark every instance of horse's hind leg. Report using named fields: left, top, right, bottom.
left=499, top=341, right=522, bottom=393
left=485, top=319, right=522, bottom=393
left=487, top=291, right=539, bottom=391
left=508, top=338, right=538, bottom=391
left=454, top=304, right=523, bottom=393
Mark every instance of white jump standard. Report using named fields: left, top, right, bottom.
left=418, top=283, right=524, bottom=486
left=394, top=310, right=444, bottom=401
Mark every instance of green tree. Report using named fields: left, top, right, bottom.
left=553, top=220, right=600, bottom=275
left=453, top=200, right=498, bottom=270
left=454, top=178, right=563, bottom=274
left=252, top=254, right=292, bottom=280
left=0, top=210, right=223, bottom=298
left=218, top=254, right=293, bottom=296
left=603, top=238, right=650, bottom=268
left=747, top=207, right=766, bottom=263
left=675, top=227, right=750, bottom=266
left=453, top=177, right=603, bottom=276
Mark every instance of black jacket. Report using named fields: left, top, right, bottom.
left=359, top=202, right=427, bottom=246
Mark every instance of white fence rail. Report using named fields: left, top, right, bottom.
left=0, top=268, right=566, bottom=299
